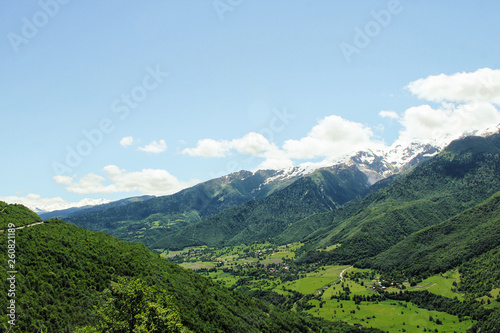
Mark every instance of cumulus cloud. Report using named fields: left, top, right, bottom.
left=120, top=136, right=135, bottom=148
left=182, top=116, right=383, bottom=169
left=137, top=139, right=167, bottom=153
left=379, top=110, right=400, bottom=120
left=398, top=102, right=500, bottom=143
left=231, top=132, right=275, bottom=155
left=283, top=115, right=382, bottom=159
left=180, top=68, right=500, bottom=171
left=256, top=147, right=294, bottom=170
left=182, top=138, right=231, bottom=158
left=407, top=68, right=500, bottom=105
left=53, top=175, right=73, bottom=185
left=182, top=132, right=274, bottom=158
left=396, top=68, right=500, bottom=143
left=54, top=165, right=198, bottom=196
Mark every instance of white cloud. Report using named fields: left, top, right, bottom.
left=55, top=165, right=197, bottom=196
left=0, top=193, right=110, bottom=212
left=283, top=115, right=381, bottom=159
left=137, top=139, right=167, bottom=154
left=407, top=68, right=500, bottom=105
left=231, top=132, right=275, bottom=155
left=120, top=136, right=135, bottom=148
left=182, top=138, right=231, bottom=157
left=398, top=102, right=500, bottom=143
left=379, top=110, right=400, bottom=120
left=182, top=132, right=273, bottom=158
left=182, top=117, right=383, bottom=169
left=180, top=68, right=500, bottom=172
left=256, top=147, right=294, bottom=170
left=53, top=175, right=73, bottom=185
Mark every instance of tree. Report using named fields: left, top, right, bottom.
left=77, top=278, right=190, bottom=333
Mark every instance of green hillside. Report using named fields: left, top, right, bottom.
left=0, top=203, right=380, bottom=333
left=0, top=202, right=41, bottom=229
left=284, top=134, right=500, bottom=264
left=362, top=191, right=500, bottom=277
left=66, top=170, right=277, bottom=247
left=150, top=165, right=370, bottom=250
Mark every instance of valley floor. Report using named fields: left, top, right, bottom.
left=159, top=243, right=481, bottom=333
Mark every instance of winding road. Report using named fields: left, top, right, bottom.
left=339, top=265, right=353, bottom=282
left=0, top=221, right=44, bottom=232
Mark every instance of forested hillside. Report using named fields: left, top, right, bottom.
left=65, top=170, right=278, bottom=246
left=151, top=165, right=370, bottom=250
left=285, top=134, right=500, bottom=264
left=362, top=191, right=500, bottom=276
left=0, top=202, right=41, bottom=229
left=0, top=203, right=381, bottom=333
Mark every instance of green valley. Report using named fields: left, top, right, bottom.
left=0, top=204, right=383, bottom=333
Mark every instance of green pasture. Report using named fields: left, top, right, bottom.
left=308, top=299, right=474, bottom=333
left=278, top=265, right=351, bottom=295
left=180, top=261, right=214, bottom=270
left=406, top=270, right=463, bottom=300
left=477, top=288, right=500, bottom=309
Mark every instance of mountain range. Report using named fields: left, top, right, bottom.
left=3, top=130, right=500, bottom=332
left=62, top=137, right=442, bottom=249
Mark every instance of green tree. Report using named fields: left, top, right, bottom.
left=78, top=278, right=190, bottom=333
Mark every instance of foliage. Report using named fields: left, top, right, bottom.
left=0, top=206, right=379, bottom=333
left=77, top=278, right=189, bottom=333
left=362, top=191, right=500, bottom=277
left=460, top=246, right=500, bottom=297
left=0, top=201, right=41, bottom=229
left=66, top=170, right=273, bottom=247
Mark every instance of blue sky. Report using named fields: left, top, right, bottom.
left=1, top=0, right=500, bottom=210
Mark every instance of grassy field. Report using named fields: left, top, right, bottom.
left=278, top=265, right=351, bottom=295
left=307, top=298, right=474, bottom=333
left=477, top=288, right=500, bottom=309
left=406, top=269, right=464, bottom=300
left=306, top=268, right=475, bottom=332
left=163, top=244, right=477, bottom=332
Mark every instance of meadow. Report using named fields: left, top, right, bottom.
left=163, top=243, right=477, bottom=332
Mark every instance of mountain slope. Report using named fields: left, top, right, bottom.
left=0, top=203, right=380, bottom=333
left=0, top=201, right=41, bottom=229
left=282, top=134, right=500, bottom=264
left=361, top=190, right=500, bottom=276
left=151, top=165, right=371, bottom=250
left=65, top=170, right=291, bottom=247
